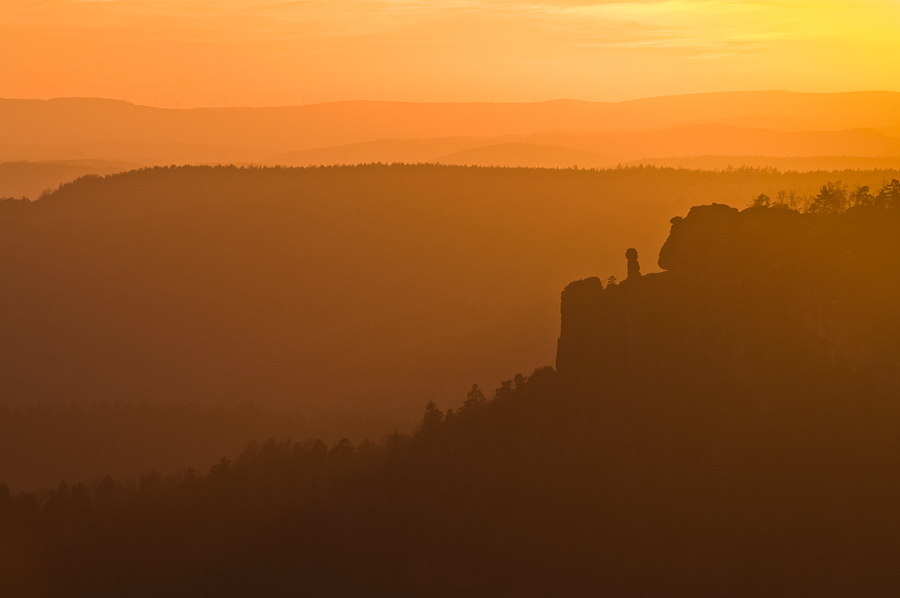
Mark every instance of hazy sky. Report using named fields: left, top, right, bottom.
left=2, top=0, right=899, bottom=107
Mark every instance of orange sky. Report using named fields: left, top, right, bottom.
left=3, top=1, right=899, bottom=108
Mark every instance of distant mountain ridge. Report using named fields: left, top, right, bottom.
left=273, top=126, right=900, bottom=168
left=3, top=91, right=900, bottom=157
left=3, top=91, right=900, bottom=196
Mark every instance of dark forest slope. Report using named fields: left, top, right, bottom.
left=3, top=205, right=900, bottom=597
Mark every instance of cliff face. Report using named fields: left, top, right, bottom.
left=557, top=204, right=900, bottom=394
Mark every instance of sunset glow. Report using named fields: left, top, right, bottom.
left=3, top=0, right=899, bottom=107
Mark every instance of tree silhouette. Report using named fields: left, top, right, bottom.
left=751, top=193, right=772, bottom=208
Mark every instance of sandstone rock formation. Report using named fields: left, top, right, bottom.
left=557, top=204, right=900, bottom=396
left=624, top=248, right=640, bottom=280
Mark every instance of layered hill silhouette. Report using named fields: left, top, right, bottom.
left=273, top=126, right=900, bottom=167
left=4, top=164, right=899, bottom=418
left=4, top=201, right=900, bottom=597
left=3, top=91, right=900, bottom=198
left=6, top=127, right=900, bottom=199
left=5, top=92, right=900, bottom=152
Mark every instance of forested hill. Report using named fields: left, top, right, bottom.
left=1, top=164, right=898, bottom=417
left=3, top=203, right=900, bottom=597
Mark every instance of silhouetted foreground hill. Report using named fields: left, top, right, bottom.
left=2, top=165, right=898, bottom=417
left=3, top=204, right=900, bottom=597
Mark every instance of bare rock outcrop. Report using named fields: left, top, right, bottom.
left=556, top=204, right=900, bottom=396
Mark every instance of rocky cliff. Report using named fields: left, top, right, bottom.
left=557, top=203, right=900, bottom=395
